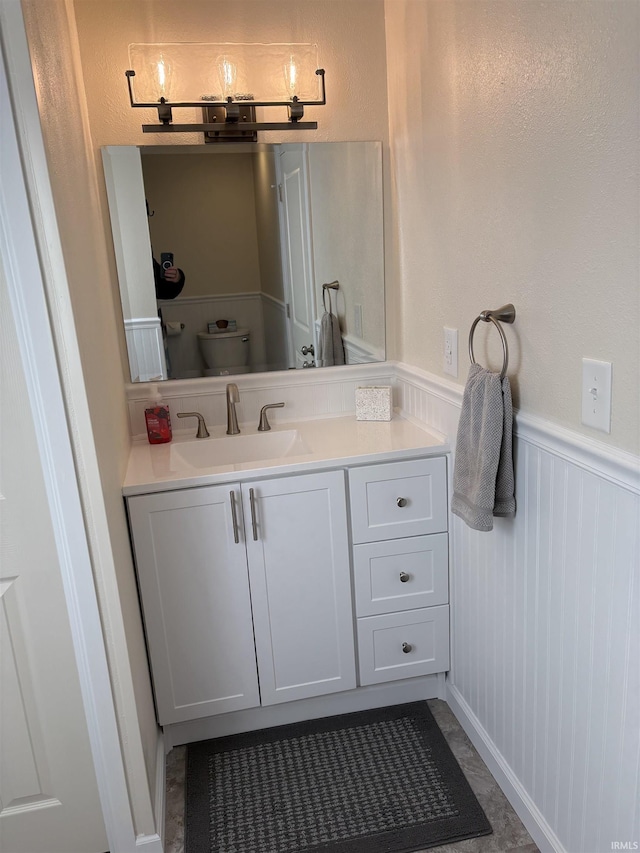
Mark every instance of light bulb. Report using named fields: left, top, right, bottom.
left=155, top=53, right=172, bottom=100
left=283, top=55, right=298, bottom=99
left=216, top=56, right=237, bottom=99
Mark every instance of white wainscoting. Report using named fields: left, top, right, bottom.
left=394, top=362, right=640, bottom=853
left=124, top=317, right=166, bottom=383
left=126, top=361, right=396, bottom=439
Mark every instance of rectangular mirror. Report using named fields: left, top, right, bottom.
left=102, top=141, right=384, bottom=382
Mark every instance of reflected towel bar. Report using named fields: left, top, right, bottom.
left=468, top=303, right=516, bottom=379
left=322, top=280, right=340, bottom=312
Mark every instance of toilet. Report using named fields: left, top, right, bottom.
left=197, top=329, right=251, bottom=376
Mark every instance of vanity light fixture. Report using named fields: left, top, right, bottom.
left=125, top=42, right=326, bottom=140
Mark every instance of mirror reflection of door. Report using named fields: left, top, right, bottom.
left=279, top=144, right=317, bottom=369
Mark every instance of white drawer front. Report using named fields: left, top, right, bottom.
left=357, top=606, right=449, bottom=685
left=349, top=457, right=447, bottom=543
left=353, top=534, right=449, bottom=617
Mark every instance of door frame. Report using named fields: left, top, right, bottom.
left=0, top=4, right=138, bottom=851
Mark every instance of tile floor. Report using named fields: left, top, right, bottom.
left=164, top=699, right=539, bottom=853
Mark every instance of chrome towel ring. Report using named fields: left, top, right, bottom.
left=468, top=303, right=516, bottom=379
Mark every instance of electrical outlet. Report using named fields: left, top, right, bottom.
left=581, top=358, right=612, bottom=433
left=444, top=327, right=458, bottom=377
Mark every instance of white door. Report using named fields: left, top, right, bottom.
left=0, top=263, right=108, bottom=852
left=127, top=485, right=260, bottom=724
left=243, top=471, right=356, bottom=705
left=279, top=144, right=317, bottom=368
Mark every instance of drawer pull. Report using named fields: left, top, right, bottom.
left=396, top=497, right=407, bottom=507
left=399, top=571, right=410, bottom=583
left=402, top=642, right=412, bottom=654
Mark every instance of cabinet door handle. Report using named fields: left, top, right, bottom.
left=229, top=491, right=240, bottom=544
left=249, top=488, right=258, bottom=541
left=399, top=571, right=410, bottom=583
left=396, top=497, right=407, bottom=507
left=402, top=642, right=412, bottom=654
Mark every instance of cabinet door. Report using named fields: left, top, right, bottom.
left=243, top=471, right=356, bottom=705
left=127, top=485, right=260, bottom=725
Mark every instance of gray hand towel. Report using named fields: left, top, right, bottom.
left=317, top=310, right=345, bottom=367
left=451, top=363, right=516, bottom=531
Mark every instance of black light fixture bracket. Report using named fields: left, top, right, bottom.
left=125, top=68, right=326, bottom=136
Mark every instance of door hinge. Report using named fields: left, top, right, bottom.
left=286, top=303, right=291, bottom=318
left=278, top=183, right=283, bottom=203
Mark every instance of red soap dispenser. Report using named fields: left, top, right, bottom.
left=144, top=384, right=172, bottom=444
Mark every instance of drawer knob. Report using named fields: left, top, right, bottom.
left=396, top=497, right=407, bottom=508
left=402, top=642, right=412, bottom=654
left=399, top=571, right=410, bottom=583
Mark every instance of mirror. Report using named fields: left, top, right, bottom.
left=102, top=141, right=384, bottom=382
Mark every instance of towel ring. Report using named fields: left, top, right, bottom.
left=468, top=303, right=516, bottom=380
left=322, top=280, right=339, bottom=312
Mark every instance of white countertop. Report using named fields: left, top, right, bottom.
left=123, top=415, right=449, bottom=496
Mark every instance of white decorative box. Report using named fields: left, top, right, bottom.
left=355, top=386, right=393, bottom=421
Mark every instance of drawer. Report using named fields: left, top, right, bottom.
left=353, top=533, right=449, bottom=617
left=357, top=606, right=449, bottom=685
left=348, top=457, right=447, bottom=544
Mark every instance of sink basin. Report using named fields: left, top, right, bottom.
left=170, top=430, right=311, bottom=469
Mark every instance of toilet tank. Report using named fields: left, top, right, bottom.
left=197, top=329, right=250, bottom=370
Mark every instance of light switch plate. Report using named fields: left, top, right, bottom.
left=444, top=328, right=458, bottom=377
left=581, top=358, right=612, bottom=433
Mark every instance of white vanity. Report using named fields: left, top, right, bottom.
left=123, top=415, right=450, bottom=746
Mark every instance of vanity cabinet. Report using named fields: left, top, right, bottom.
left=127, top=470, right=355, bottom=726
left=348, top=457, right=450, bottom=686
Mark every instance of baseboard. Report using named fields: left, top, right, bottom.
left=446, top=683, right=566, bottom=853
left=134, top=734, right=166, bottom=852
left=135, top=832, right=163, bottom=851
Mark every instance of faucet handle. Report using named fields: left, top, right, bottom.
left=177, top=411, right=210, bottom=439
left=258, top=402, right=285, bottom=431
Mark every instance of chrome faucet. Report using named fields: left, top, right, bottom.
left=176, top=411, right=210, bottom=438
left=258, top=402, right=285, bottom=431
left=226, top=383, right=240, bottom=435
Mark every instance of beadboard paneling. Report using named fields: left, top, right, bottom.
left=126, top=362, right=395, bottom=439
left=394, top=363, right=640, bottom=853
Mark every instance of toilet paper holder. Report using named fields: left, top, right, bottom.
left=165, top=321, right=185, bottom=337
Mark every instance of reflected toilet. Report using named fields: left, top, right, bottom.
left=197, top=329, right=251, bottom=376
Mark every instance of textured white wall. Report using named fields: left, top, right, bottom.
left=385, top=0, right=640, bottom=454
left=74, top=0, right=390, bottom=148
left=309, top=142, right=385, bottom=348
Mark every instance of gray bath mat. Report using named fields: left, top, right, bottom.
left=185, top=701, right=492, bottom=853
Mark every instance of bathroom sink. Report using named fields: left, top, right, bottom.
left=171, top=430, right=311, bottom=469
